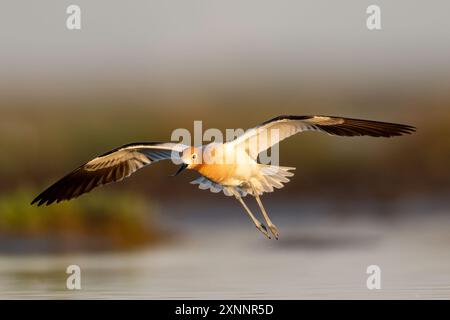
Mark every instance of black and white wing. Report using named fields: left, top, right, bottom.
left=32, top=142, right=188, bottom=206
left=227, top=115, right=416, bottom=158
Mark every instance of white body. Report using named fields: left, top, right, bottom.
left=190, top=143, right=295, bottom=197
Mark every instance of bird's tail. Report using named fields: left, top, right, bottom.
left=251, top=165, right=296, bottom=195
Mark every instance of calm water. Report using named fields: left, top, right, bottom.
left=1, top=201, right=450, bottom=299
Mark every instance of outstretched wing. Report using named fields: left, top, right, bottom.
left=32, top=142, right=188, bottom=206
left=227, top=115, right=416, bottom=158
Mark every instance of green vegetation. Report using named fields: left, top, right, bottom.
left=0, top=189, right=163, bottom=253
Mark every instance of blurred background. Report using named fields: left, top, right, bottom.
left=1, top=0, right=450, bottom=298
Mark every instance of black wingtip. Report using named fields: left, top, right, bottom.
left=30, top=196, right=39, bottom=206
left=30, top=196, right=44, bottom=207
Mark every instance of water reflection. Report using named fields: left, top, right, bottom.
left=1, top=201, right=450, bottom=299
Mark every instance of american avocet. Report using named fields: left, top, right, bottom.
left=32, top=115, right=415, bottom=239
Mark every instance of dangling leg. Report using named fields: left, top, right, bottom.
left=234, top=194, right=271, bottom=239
left=253, top=192, right=279, bottom=239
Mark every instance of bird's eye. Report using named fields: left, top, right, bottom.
left=191, top=153, right=197, bottom=160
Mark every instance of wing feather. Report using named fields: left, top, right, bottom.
left=32, top=142, right=187, bottom=206
left=228, top=115, right=416, bottom=158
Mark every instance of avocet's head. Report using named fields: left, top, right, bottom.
left=181, top=146, right=201, bottom=167
left=173, top=146, right=201, bottom=176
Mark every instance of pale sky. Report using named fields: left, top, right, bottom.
left=1, top=0, right=450, bottom=97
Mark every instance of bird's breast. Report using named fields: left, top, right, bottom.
left=195, top=143, right=257, bottom=185
left=195, top=164, right=241, bottom=185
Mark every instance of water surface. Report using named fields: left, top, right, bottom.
left=1, top=202, right=450, bottom=299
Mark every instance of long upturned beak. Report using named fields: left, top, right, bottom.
left=172, top=163, right=188, bottom=176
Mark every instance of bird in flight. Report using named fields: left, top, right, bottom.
left=32, top=115, right=415, bottom=239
